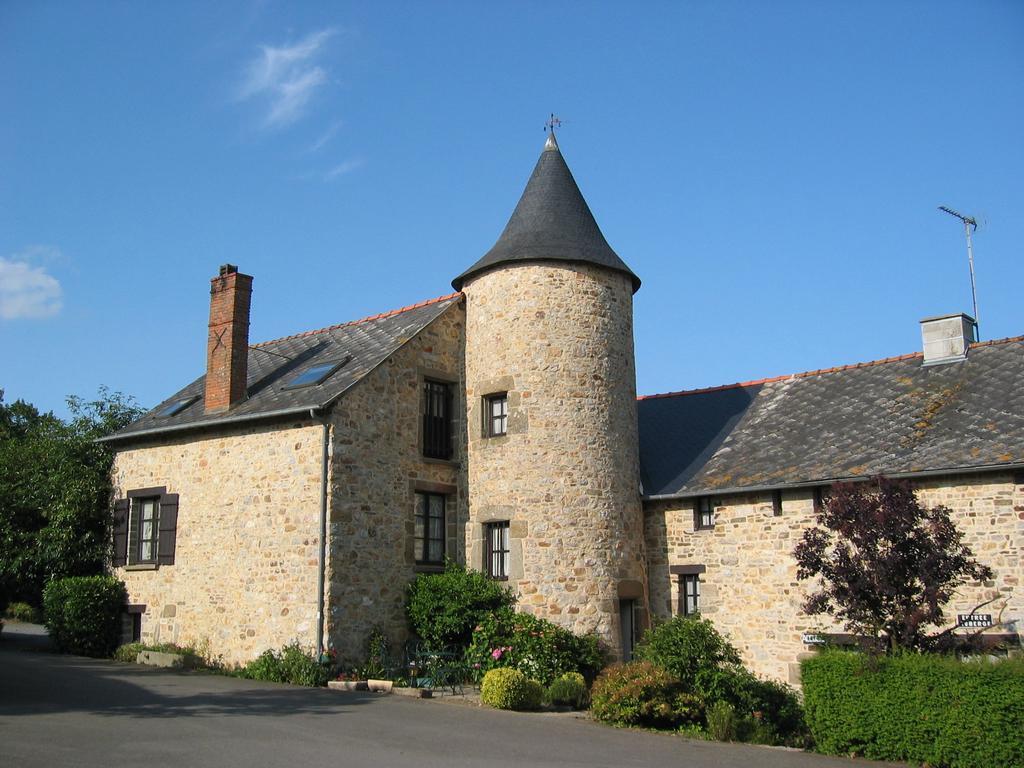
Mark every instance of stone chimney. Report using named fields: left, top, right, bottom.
left=920, top=313, right=976, bottom=366
left=205, top=264, right=253, bottom=413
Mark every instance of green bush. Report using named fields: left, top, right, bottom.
left=635, top=616, right=741, bottom=690
left=802, top=650, right=1024, bottom=768
left=405, top=562, right=515, bottom=649
left=42, top=575, right=126, bottom=657
left=5, top=601, right=41, bottom=623
left=547, top=671, right=587, bottom=708
left=112, top=641, right=207, bottom=667
left=706, top=700, right=737, bottom=741
left=590, top=661, right=704, bottom=729
left=465, top=607, right=605, bottom=685
left=480, top=668, right=544, bottom=711
left=239, top=643, right=330, bottom=687
left=113, top=642, right=145, bottom=662
left=635, top=616, right=804, bottom=743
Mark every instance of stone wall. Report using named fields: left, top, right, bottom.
left=112, top=420, right=324, bottom=665
left=462, top=262, right=647, bottom=656
left=324, top=301, right=467, bottom=664
left=644, top=472, right=1023, bottom=683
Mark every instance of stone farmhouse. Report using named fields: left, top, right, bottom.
left=103, top=133, right=1023, bottom=682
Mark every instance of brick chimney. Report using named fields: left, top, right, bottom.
left=204, top=264, right=253, bottom=413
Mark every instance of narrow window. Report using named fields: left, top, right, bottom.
left=485, top=393, right=508, bottom=437
left=772, top=489, right=783, bottom=516
left=619, top=599, right=638, bottom=662
left=414, top=492, right=445, bottom=564
left=485, top=521, right=510, bottom=579
left=133, top=497, right=160, bottom=564
left=813, top=486, right=831, bottom=514
left=422, top=380, right=453, bottom=460
left=694, top=496, right=715, bottom=530
left=681, top=574, right=701, bottom=616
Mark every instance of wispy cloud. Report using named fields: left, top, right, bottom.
left=325, top=157, right=364, bottom=180
left=239, top=28, right=335, bottom=128
left=0, top=249, right=63, bottom=320
left=309, top=119, right=345, bottom=153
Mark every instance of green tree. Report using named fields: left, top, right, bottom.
left=0, top=387, right=143, bottom=608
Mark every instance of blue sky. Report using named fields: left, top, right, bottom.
left=2, top=1, right=1022, bottom=417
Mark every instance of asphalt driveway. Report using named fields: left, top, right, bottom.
left=0, top=625, right=884, bottom=768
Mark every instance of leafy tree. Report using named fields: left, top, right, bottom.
left=793, top=477, right=992, bottom=652
left=405, top=560, right=515, bottom=649
left=0, top=387, right=143, bottom=608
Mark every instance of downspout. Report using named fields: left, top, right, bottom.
left=312, top=408, right=330, bottom=658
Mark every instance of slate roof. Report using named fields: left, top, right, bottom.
left=103, top=293, right=462, bottom=444
left=452, top=133, right=641, bottom=292
left=638, top=336, right=1024, bottom=498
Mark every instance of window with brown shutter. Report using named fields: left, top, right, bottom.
left=119, top=487, right=178, bottom=567
left=112, top=499, right=130, bottom=567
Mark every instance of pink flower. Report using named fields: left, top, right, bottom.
left=491, top=648, right=504, bottom=659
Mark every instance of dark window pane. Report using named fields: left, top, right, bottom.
left=485, top=521, right=510, bottom=579
left=423, top=381, right=452, bottom=459
left=415, top=491, right=445, bottom=564
left=283, top=359, right=348, bottom=390
left=155, top=396, right=199, bottom=417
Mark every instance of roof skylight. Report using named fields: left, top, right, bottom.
left=282, top=357, right=350, bottom=390
left=155, top=396, right=199, bottom=418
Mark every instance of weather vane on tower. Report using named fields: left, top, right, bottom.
left=544, top=113, right=564, bottom=134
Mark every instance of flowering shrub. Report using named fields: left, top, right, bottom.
left=480, top=668, right=544, bottom=711
left=590, top=661, right=704, bottom=729
left=464, top=608, right=605, bottom=685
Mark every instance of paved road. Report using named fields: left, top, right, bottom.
left=1, top=625, right=882, bottom=768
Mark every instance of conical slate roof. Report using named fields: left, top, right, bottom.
left=452, top=133, right=640, bottom=292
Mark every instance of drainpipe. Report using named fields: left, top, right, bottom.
left=312, top=408, right=330, bottom=658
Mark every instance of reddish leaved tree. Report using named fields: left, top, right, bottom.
left=793, top=477, right=993, bottom=652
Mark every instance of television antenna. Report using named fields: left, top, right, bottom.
left=938, top=205, right=980, bottom=339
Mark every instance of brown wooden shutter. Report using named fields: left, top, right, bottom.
left=112, top=499, right=130, bottom=567
left=157, top=493, right=179, bottom=565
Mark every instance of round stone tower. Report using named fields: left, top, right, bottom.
left=453, top=132, right=647, bottom=659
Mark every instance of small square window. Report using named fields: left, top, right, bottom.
left=681, top=574, right=701, bottom=616
left=694, top=497, right=715, bottom=530
left=485, top=521, right=510, bottom=579
left=485, top=393, right=508, bottom=437
left=414, top=492, right=445, bottom=565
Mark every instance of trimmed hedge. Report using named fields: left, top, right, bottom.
left=802, top=650, right=1024, bottom=768
left=43, top=575, right=126, bottom=657
left=480, top=668, right=544, bottom=711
